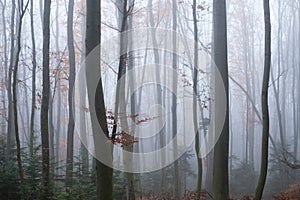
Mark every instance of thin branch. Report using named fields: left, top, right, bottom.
left=101, top=22, right=120, bottom=32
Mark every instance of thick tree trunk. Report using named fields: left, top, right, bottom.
left=41, top=0, right=51, bottom=198
left=86, top=0, right=113, bottom=199
left=212, top=0, right=230, bottom=199
left=253, top=0, right=271, bottom=199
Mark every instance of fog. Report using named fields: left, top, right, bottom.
left=0, top=0, right=299, bottom=199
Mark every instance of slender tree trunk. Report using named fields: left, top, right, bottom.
left=66, top=0, right=76, bottom=188
left=49, top=92, right=55, bottom=177
left=39, top=0, right=43, bottom=25
left=12, top=0, right=29, bottom=190
left=126, top=1, right=136, bottom=199
left=270, top=71, right=285, bottom=149
left=6, top=0, right=16, bottom=160
left=41, top=0, right=51, bottom=198
left=270, top=0, right=285, bottom=150
left=192, top=0, right=202, bottom=197
left=112, top=0, right=127, bottom=142
left=253, top=0, right=271, bottom=199
left=29, top=0, right=37, bottom=159
left=147, top=0, right=166, bottom=195
left=0, top=0, right=8, bottom=143
left=29, top=0, right=38, bottom=185
left=172, top=0, right=180, bottom=198
left=241, top=2, right=251, bottom=164
left=249, top=15, right=256, bottom=167
left=212, top=0, right=229, bottom=199
left=229, top=91, right=233, bottom=180
left=55, top=80, right=61, bottom=173
left=292, top=12, right=298, bottom=160
left=298, top=5, right=300, bottom=160
left=79, top=11, right=89, bottom=175
left=55, top=0, right=61, bottom=175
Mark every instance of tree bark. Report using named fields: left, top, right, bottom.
left=172, top=0, right=180, bottom=198
left=86, top=0, right=113, bottom=199
left=41, top=0, right=51, bottom=198
left=55, top=0, right=61, bottom=175
left=29, top=0, right=37, bottom=160
left=192, top=0, right=202, bottom=197
left=253, top=0, right=271, bottom=199
left=126, top=0, right=136, bottom=199
left=0, top=0, right=8, bottom=143
left=6, top=0, right=16, bottom=160
left=49, top=91, right=55, bottom=177
left=148, top=0, right=166, bottom=195
left=212, top=0, right=229, bottom=199
left=66, top=0, right=76, bottom=188
left=79, top=9, right=89, bottom=175
left=12, top=0, right=29, bottom=190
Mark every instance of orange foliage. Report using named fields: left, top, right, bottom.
left=276, top=184, right=300, bottom=200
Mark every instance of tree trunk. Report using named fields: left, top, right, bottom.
left=249, top=17, right=256, bottom=167
left=253, top=0, right=271, bottom=199
left=12, top=0, right=29, bottom=190
left=49, top=91, right=55, bottom=177
left=86, top=0, right=113, bottom=199
left=0, top=0, right=8, bottom=145
left=29, top=0, right=37, bottom=160
left=192, top=0, right=202, bottom=197
left=66, top=0, right=76, bottom=188
left=41, top=0, right=51, bottom=198
left=148, top=0, right=166, bottom=195
left=55, top=0, right=61, bottom=176
left=212, top=0, right=229, bottom=199
left=172, top=0, right=180, bottom=198
left=79, top=10, right=89, bottom=175
left=292, top=12, right=298, bottom=160
left=126, top=0, right=136, bottom=199
left=6, top=0, right=16, bottom=160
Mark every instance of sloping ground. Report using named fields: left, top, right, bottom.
left=136, top=185, right=300, bottom=200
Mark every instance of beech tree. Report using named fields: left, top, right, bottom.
left=212, top=0, right=230, bottom=199
left=254, top=0, right=271, bottom=199
left=0, top=0, right=298, bottom=199
left=12, top=0, right=29, bottom=190
left=86, top=0, right=113, bottom=199
left=41, top=0, right=51, bottom=198
left=192, top=0, right=202, bottom=196
left=66, top=0, right=76, bottom=188
left=172, top=0, right=180, bottom=198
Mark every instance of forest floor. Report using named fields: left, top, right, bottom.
left=135, top=185, right=300, bottom=200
